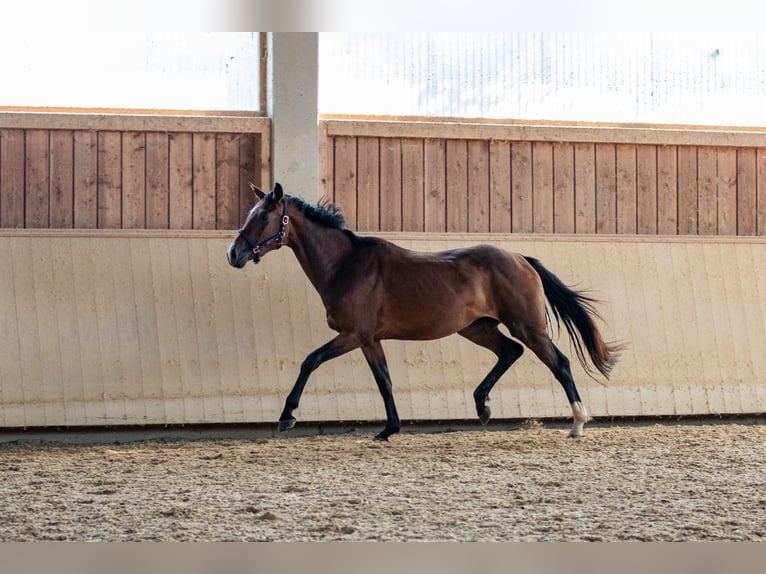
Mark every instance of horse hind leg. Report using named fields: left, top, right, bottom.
left=458, top=318, right=524, bottom=425
left=522, top=331, right=589, bottom=438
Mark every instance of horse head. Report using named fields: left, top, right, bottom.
left=227, top=182, right=289, bottom=268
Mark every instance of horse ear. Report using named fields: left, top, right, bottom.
left=272, top=182, right=283, bottom=201
left=249, top=182, right=266, bottom=200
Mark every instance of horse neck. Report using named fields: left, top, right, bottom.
left=284, top=207, right=354, bottom=293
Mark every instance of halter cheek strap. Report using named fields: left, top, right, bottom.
left=238, top=200, right=290, bottom=263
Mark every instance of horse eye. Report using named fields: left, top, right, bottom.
left=260, top=211, right=269, bottom=221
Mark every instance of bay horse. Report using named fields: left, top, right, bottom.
left=227, top=182, right=620, bottom=441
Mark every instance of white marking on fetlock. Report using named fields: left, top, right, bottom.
left=568, top=401, right=589, bottom=438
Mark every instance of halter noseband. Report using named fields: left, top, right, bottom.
left=238, top=200, right=290, bottom=264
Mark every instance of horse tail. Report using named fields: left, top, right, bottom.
left=524, top=256, right=620, bottom=381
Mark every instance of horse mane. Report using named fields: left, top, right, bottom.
left=287, top=195, right=347, bottom=230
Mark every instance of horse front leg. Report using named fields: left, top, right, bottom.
left=278, top=333, right=358, bottom=432
left=361, top=341, right=400, bottom=442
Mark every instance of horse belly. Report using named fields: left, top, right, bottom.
left=377, top=301, right=487, bottom=341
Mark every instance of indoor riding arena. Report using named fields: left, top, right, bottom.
left=1, top=32, right=766, bottom=542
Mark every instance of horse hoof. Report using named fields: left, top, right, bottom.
left=567, top=430, right=583, bottom=439
left=278, top=418, right=296, bottom=432
left=478, top=405, right=491, bottom=425
left=373, top=433, right=389, bottom=442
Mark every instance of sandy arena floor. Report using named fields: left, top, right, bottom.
left=1, top=420, right=765, bottom=542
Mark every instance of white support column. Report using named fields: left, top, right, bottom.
left=266, top=32, right=318, bottom=200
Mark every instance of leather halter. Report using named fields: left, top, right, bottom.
left=238, top=200, right=290, bottom=264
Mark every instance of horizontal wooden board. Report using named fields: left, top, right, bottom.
left=2, top=230, right=765, bottom=427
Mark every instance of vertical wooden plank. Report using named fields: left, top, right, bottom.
left=616, top=144, right=637, bottom=234
left=468, top=140, right=490, bottom=232
left=1, top=129, right=25, bottom=228
left=511, top=141, right=533, bottom=233
left=146, top=132, right=169, bottom=229
left=317, top=121, right=333, bottom=203
left=677, top=146, right=698, bottom=235
left=636, top=145, right=657, bottom=234
left=333, top=135, right=357, bottom=229
left=446, top=139, right=467, bottom=232
left=49, top=130, right=74, bottom=228
left=758, top=148, right=766, bottom=236
left=717, top=147, right=737, bottom=235
left=736, top=148, right=757, bottom=236
left=122, top=131, right=146, bottom=229
left=379, top=138, right=402, bottom=231
left=97, top=131, right=122, bottom=229
left=73, top=131, right=97, bottom=229
left=257, top=130, right=271, bottom=196
left=215, top=133, right=240, bottom=230
left=574, top=143, right=596, bottom=234
left=192, top=133, right=216, bottom=230
left=357, top=136, right=381, bottom=232
left=25, top=129, right=50, bottom=228
left=553, top=142, right=575, bottom=234
left=238, top=134, right=257, bottom=221
left=657, top=145, right=678, bottom=235
left=401, top=138, right=424, bottom=232
left=168, top=132, right=193, bottom=229
left=595, top=143, right=616, bottom=234
left=698, top=146, right=717, bottom=235
left=532, top=141, right=553, bottom=233
left=424, top=139, right=446, bottom=232
left=489, top=140, right=511, bottom=233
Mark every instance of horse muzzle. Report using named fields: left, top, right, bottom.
left=227, top=242, right=250, bottom=269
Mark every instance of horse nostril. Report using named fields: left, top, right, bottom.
left=227, top=244, right=239, bottom=267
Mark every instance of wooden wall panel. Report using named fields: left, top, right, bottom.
left=168, top=132, right=194, bottom=229
left=357, top=136, right=380, bottom=231
left=636, top=145, right=657, bottom=234
left=595, top=143, right=616, bottom=234
left=615, top=144, right=637, bottom=234
left=49, top=131, right=74, bottom=228
left=423, top=139, right=445, bottom=232
left=73, top=131, right=98, bottom=229
left=379, top=138, right=402, bottom=231
left=737, top=148, right=757, bottom=236
left=574, top=143, right=596, bottom=234
left=445, top=139, right=467, bottom=232
left=25, top=130, right=50, bottom=228
left=553, top=142, right=575, bottom=233
left=122, top=131, right=146, bottom=229
left=0, top=129, right=25, bottom=228
left=3, top=231, right=766, bottom=427
left=677, top=146, right=698, bottom=235
left=511, top=141, right=533, bottom=233
left=489, top=140, right=511, bottom=233
left=532, top=141, right=553, bottom=233
left=717, top=148, right=738, bottom=236
left=215, top=134, right=240, bottom=230
left=698, top=146, right=717, bottom=235
left=238, top=134, right=258, bottom=223
left=0, top=115, right=270, bottom=231
left=467, top=140, right=490, bottom=233
left=319, top=119, right=766, bottom=238
left=758, top=149, right=766, bottom=236
left=146, top=132, right=170, bottom=229
left=401, top=139, right=424, bottom=232
left=192, top=133, right=217, bottom=230
left=657, top=145, right=678, bottom=234
left=98, top=131, right=122, bottom=229
left=333, top=135, right=358, bottom=230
